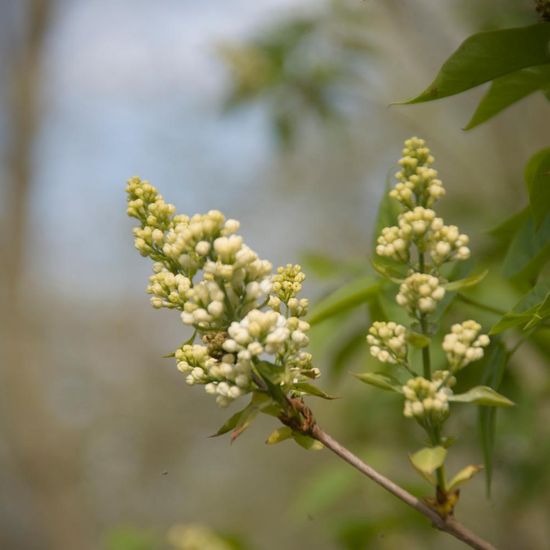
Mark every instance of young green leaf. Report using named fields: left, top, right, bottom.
left=211, top=406, right=249, bottom=437
left=409, top=446, right=447, bottom=476
left=449, top=386, right=514, bottom=407
left=525, top=147, right=550, bottom=229
left=231, top=405, right=260, bottom=443
left=501, top=210, right=550, bottom=281
left=478, top=339, right=509, bottom=496
left=308, top=276, right=381, bottom=325
left=447, top=465, right=483, bottom=492
left=292, top=383, right=337, bottom=399
left=406, top=331, right=431, bottom=348
left=443, top=269, right=488, bottom=291
left=490, top=279, right=550, bottom=334
left=371, top=259, right=405, bottom=283
left=400, top=23, right=550, bottom=104
left=266, top=426, right=293, bottom=445
left=353, top=372, right=403, bottom=393
left=292, top=433, right=324, bottom=451
left=329, top=326, right=369, bottom=380
left=464, top=66, right=550, bottom=130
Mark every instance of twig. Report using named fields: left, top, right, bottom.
left=310, top=425, right=498, bottom=550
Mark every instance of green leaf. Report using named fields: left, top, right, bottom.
left=465, top=65, right=550, bottom=129
left=443, top=270, right=488, bottom=291
left=308, top=276, right=381, bottom=325
left=266, top=426, right=293, bottom=445
left=105, top=527, right=159, bottom=550
left=447, top=464, right=483, bottom=492
left=353, top=372, right=403, bottom=393
left=401, top=23, right=550, bottom=104
left=488, top=207, right=529, bottom=242
left=329, top=326, right=369, bottom=380
left=490, top=279, right=550, bottom=334
left=501, top=210, right=550, bottom=281
left=525, top=147, right=550, bottom=228
left=292, top=383, right=337, bottom=399
left=255, top=360, right=284, bottom=385
left=449, top=386, right=514, bottom=407
left=230, top=404, right=260, bottom=443
left=478, top=338, right=509, bottom=496
left=409, top=446, right=447, bottom=475
left=292, top=433, right=324, bottom=451
left=406, top=331, right=430, bottom=348
left=211, top=407, right=249, bottom=437
left=371, top=259, right=405, bottom=283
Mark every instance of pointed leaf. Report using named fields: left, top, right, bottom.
left=329, top=326, right=369, bottom=380
left=443, top=270, right=488, bottom=291
left=525, top=147, right=550, bottom=228
left=490, top=279, right=550, bottom=334
left=231, top=405, right=260, bottom=443
left=449, top=386, right=514, bottom=407
left=501, top=210, right=550, bottom=281
left=406, top=331, right=431, bottom=348
left=293, top=383, right=337, bottom=399
left=465, top=65, right=550, bottom=130
left=401, top=24, right=550, bottom=104
left=266, top=426, right=293, bottom=445
left=211, top=407, right=248, bottom=437
left=308, top=277, right=381, bottom=325
left=447, top=464, right=483, bottom=492
left=478, top=338, right=509, bottom=496
left=293, top=433, right=324, bottom=451
left=371, top=259, right=405, bottom=283
left=409, top=446, right=447, bottom=475
left=353, top=372, right=403, bottom=393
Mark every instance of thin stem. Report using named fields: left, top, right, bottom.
left=311, top=426, right=497, bottom=550
left=420, top=315, right=432, bottom=379
left=456, top=294, right=506, bottom=316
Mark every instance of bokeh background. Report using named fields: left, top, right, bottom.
left=1, top=1, right=549, bottom=549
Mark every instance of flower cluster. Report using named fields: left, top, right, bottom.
left=366, top=322, right=408, bottom=364
left=443, top=321, right=490, bottom=371
left=269, top=264, right=309, bottom=317
left=396, top=273, right=445, bottom=315
left=402, top=374, right=454, bottom=422
left=390, top=137, right=445, bottom=208
left=127, top=177, right=319, bottom=407
left=376, top=208, right=470, bottom=267
left=375, top=138, right=470, bottom=270
left=366, top=138, right=490, bottom=430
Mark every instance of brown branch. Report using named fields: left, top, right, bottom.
left=310, top=425, right=497, bottom=550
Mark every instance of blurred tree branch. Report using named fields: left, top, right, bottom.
left=1, top=1, right=95, bottom=548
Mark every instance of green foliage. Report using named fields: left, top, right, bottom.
left=353, top=372, right=403, bottom=393
left=402, top=23, right=550, bottom=115
left=477, top=339, right=510, bottom=495
left=443, top=270, right=488, bottom=291
left=220, top=4, right=371, bottom=147
left=105, top=527, right=159, bottom=550
left=465, top=66, right=550, bottom=129
left=525, top=147, right=550, bottom=228
left=448, top=386, right=514, bottom=407
left=447, top=465, right=483, bottom=492
left=409, top=446, right=447, bottom=478
left=490, top=279, right=550, bottom=334
left=307, top=276, right=380, bottom=325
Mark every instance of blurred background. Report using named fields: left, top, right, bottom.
left=1, top=0, right=549, bottom=549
